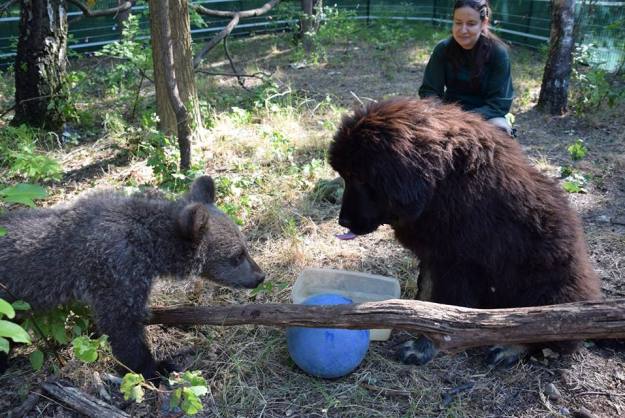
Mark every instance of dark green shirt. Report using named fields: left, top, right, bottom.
left=419, top=37, right=514, bottom=120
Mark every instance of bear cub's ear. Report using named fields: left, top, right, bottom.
left=177, top=203, right=211, bottom=243
left=188, top=175, right=216, bottom=204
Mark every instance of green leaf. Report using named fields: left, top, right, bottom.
left=11, top=300, right=31, bottom=311
left=181, top=370, right=207, bottom=388
left=30, top=349, right=44, bottom=370
left=0, top=336, right=9, bottom=353
left=563, top=181, right=582, bottom=193
left=188, top=385, right=209, bottom=397
left=72, top=336, right=99, bottom=363
left=170, top=387, right=183, bottom=410
left=0, top=299, right=15, bottom=319
left=0, top=319, right=32, bottom=344
left=120, top=373, right=145, bottom=402
left=567, top=139, right=588, bottom=161
left=0, top=226, right=6, bottom=237
left=180, top=388, right=203, bottom=415
left=51, top=320, right=68, bottom=344
left=0, top=184, right=47, bottom=207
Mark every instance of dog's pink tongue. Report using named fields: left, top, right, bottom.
left=335, top=230, right=357, bottom=240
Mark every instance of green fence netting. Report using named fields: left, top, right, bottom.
left=0, top=0, right=623, bottom=70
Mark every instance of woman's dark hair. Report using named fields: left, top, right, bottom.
left=445, top=0, right=507, bottom=89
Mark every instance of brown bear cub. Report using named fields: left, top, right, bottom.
left=0, top=175, right=265, bottom=380
left=328, top=97, right=602, bottom=367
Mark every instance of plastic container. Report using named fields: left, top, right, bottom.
left=291, top=268, right=401, bottom=341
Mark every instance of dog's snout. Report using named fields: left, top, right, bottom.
left=338, top=217, right=351, bottom=228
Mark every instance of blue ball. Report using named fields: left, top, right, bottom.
left=287, top=293, right=370, bottom=379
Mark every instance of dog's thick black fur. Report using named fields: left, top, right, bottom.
left=329, top=97, right=602, bottom=366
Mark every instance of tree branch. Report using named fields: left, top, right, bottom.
left=223, top=36, right=248, bottom=89
left=191, top=0, right=280, bottom=67
left=67, top=0, right=132, bottom=17
left=193, top=13, right=240, bottom=68
left=148, top=298, right=625, bottom=352
left=192, top=0, right=280, bottom=19
left=41, top=381, right=129, bottom=418
left=0, top=0, right=18, bottom=16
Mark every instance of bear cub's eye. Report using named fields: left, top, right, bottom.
left=229, top=250, right=246, bottom=266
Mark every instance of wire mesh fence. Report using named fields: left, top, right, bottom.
left=0, top=0, right=623, bottom=70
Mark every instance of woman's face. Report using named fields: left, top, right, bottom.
left=452, top=6, right=485, bottom=50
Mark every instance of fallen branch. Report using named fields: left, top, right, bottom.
left=41, top=381, right=129, bottom=418
left=148, top=298, right=625, bottom=352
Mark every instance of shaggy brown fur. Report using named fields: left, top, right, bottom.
left=328, top=97, right=602, bottom=364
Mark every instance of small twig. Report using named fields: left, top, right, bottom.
left=194, top=69, right=273, bottom=80
left=359, top=382, right=411, bottom=398
left=129, top=72, right=145, bottom=122
left=138, top=68, right=154, bottom=84
left=575, top=391, right=625, bottom=397
left=223, top=37, right=248, bottom=90
left=350, top=91, right=377, bottom=107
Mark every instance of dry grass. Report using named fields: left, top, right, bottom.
left=2, top=19, right=625, bottom=418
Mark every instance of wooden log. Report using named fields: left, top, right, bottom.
left=148, top=298, right=625, bottom=352
left=41, top=381, right=129, bottom=418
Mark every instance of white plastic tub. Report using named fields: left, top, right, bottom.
left=291, top=268, right=401, bottom=341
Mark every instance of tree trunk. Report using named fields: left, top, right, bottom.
left=148, top=298, right=625, bottom=353
left=537, top=0, right=576, bottom=115
left=149, top=0, right=203, bottom=171
left=300, top=0, right=321, bottom=54
left=13, top=0, right=68, bottom=131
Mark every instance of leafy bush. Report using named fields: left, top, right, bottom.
left=571, top=43, right=625, bottom=114
left=0, top=298, right=32, bottom=359
left=96, top=14, right=152, bottom=98
left=135, top=113, right=204, bottom=192
left=0, top=125, right=63, bottom=182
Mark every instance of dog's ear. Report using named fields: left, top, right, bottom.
left=376, top=161, right=433, bottom=219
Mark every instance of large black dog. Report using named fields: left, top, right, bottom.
left=329, top=97, right=602, bottom=366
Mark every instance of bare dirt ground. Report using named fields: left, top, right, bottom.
left=1, top=25, right=625, bottom=418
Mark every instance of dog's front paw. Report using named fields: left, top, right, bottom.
left=486, top=345, right=528, bottom=368
left=396, top=335, right=438, bottom=365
